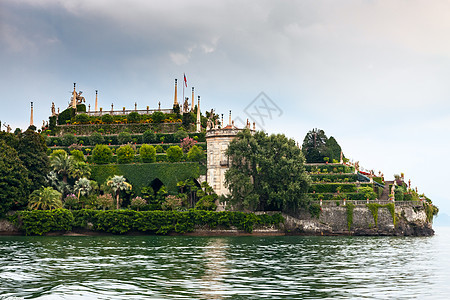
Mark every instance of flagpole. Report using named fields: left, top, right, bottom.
left=183, top=73, right=185, bottom=111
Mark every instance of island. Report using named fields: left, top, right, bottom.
left=0, top=81, right=438, bottom=236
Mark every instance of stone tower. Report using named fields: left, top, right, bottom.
left=206, top=111, right=252, bottom=210
left=206, top=126, right=238, bottom=197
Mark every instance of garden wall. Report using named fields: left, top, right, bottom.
left=90, top=162, right=200, bottom=193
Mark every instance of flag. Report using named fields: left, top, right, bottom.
left=184, top=73, right=187, bottom=87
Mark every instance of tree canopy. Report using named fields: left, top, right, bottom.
left=302, top=128, right=343, bottom=163
left=225, top=129, right=311, bottom=212
left=17, top=129, right=50, bottom=193
left=0, top=140, right=31, bottom=216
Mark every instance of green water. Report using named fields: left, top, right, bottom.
left=1, top=228, right=449, bottom=299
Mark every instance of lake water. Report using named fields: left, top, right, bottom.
left=1, top=228, right=449, bottom=299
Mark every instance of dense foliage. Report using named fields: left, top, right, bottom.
left=302, top=128, right=343, bottom=163
left=0, top=141, right=31, bottom=216
left=139, top=144, right=156, bottom=163
left=11, top=209, right=284, bottom=235
left=225, top=129, right=311, bottom=212
left=92, top=144, right=113, bottom=164
left=17, top=129, right=51, bottom=193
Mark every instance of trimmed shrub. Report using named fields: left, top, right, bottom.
left=187, top=145, right=204, bottom=162
left=92, top=144, right=113, bottom=164
left=166, top=146, right=183, bottom=162
left=127, top=112, right=141, bottom=123
left=174, top=129, right=189, bottom=142
left=75, top=113, right=90, bottom=124
left=142, top=130, right=156, bottom=143
left=118, top=131, right=132, bottom=144
left=155, top=145, right=164, bottom=153
left=89, top=132, right=104, bottom=145
left=62, top=133, right=77, bottom=146
left=117, top=145, right=136, bottom=164
left=101, top=114, right=114, bottom=124
left=70, top=149, right=85, bottom=162
left=140, top=144, right=156, bottom=163
left=152, top=111, right=165, bottom=123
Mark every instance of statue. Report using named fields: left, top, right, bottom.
left=51, top=102, right=56, bottom=115
left=183, top=97, right=189, bottom=113
left=158, top=101, right=161, bottom=111
left=3, top=123, right=11, bottom=133
left=76, top=91, right=85, bottom=104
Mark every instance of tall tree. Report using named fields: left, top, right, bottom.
left=17, top=129, right=50, bottom=192
left=325, top=136, right=343, bottom=162
left=301, top=128, right=328, bottom=163
left=225, top=129, right=311, bottom=212
left=0, top=141, right=31, bottom=216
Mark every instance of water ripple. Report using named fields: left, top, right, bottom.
left=0, top=228, right=450, bottom=299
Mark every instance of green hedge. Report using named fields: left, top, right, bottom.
left=10, top=209, right=74, bottom=235
left=309, top=183, right=356, bottom=193
left=90, top=162, right=200, bottom=193
left=309, top=192, right=376, bottom=200
left=53, top=123, right=182, bottom=136
left=309, top=174, right=358, bottom=183
left=46, top=132, right=207, bottom=147
left=305, top=164, right=355, bottom=174
left=12, top=209, right=284, bottom=235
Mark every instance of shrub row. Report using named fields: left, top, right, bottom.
left=11, top=209, right=284, bottom=236
left=51, top=122, right=182, bottom=136
left=45, top=132, right=206, bottom=147
left=309, top=192, right=377, bottom=200
left=309, top=183, right=357, bottom=193
left=309, top=174, right=358, bottom=183
left=305, top=164, right=355, bottom=174
left=47, top=143, right=207, bottom=155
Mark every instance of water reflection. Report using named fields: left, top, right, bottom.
left=0, top=230, right=449, bottom=299
left=200, top=239, right=227, bottom=299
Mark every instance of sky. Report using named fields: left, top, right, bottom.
left=1, top=0, right=450, bottom=217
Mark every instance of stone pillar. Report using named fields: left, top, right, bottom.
left=95, top=90, right=98, bottom=112
left=72, top=83, right=77, bottom=109
left=30, top=101, right=34, bottom=126
left=196, top=96, right=201, bottom=133
left=191, top=87, right=195, bottom=112
left=174, top=79, right=178, bottom=106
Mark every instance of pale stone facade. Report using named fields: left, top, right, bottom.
left=206, top=127, right=240, bottom=196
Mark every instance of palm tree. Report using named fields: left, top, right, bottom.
left=50, top=152, right=74, bottom=183
left=69, top=161, right=91, bottom=180
left=28, top=187, right=63, bottom=210
left=74, top=177, right=92, bottom=199
left=106, top=175, right=132, bottom=209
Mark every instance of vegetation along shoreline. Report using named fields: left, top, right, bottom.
left=0, top=81, right=438, bottom=236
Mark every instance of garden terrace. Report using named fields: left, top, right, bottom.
left=304, top=163, right=355, bottom=174
left=305, top=163, right=381, bottom=201
left=50, top=122, right=183, bottom=136
left=315, top=199, right=423, bottom=208
left=309, top=173, right=358, bottom=183
left=45, top=132, right=206, bottom=147
left=77, top=108, right=174, bottom=116
left=90, top=162, right=200, bottom=194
